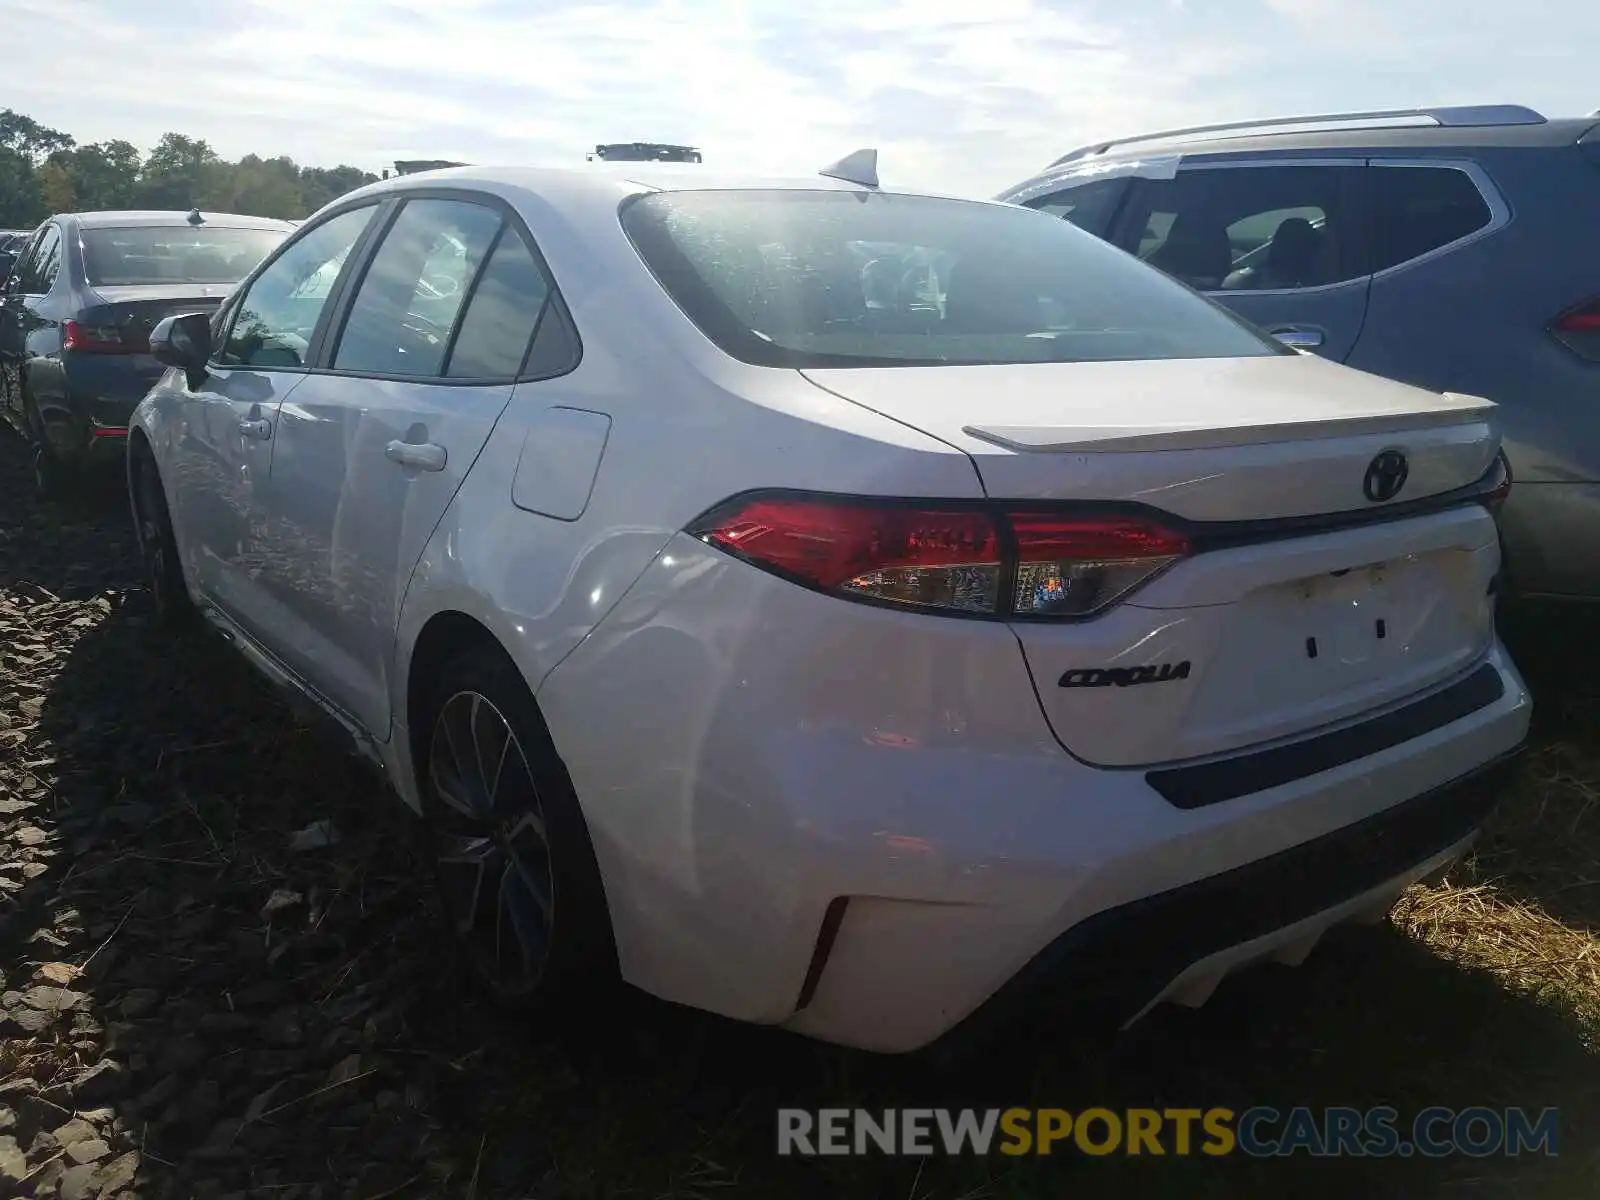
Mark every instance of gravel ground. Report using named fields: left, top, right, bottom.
left=1, top=428, right=1597, bottom=1200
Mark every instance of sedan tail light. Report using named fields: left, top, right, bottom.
left=1550, top=297, right=1600, bottom=362
left=63, top=319, right=145, bottom=354
left=687, top=493, right=1189, bottom=620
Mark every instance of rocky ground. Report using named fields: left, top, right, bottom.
left=1, top=428, right=1597, bottom=1200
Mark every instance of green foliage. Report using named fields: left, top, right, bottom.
left=0, top=109, right=379, bottom=228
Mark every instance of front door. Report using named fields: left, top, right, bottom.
left=169, top=203, right=382, bottom=645
left=267, top=195, right=564, bottom=737
left=1118, top=162, right=1373, bottom=362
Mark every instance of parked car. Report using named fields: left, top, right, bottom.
left=0, top=209, right=293, bottom=496
left=997, top=103, right=1600, bottom=606
left=130, top=158, right=1529, bottom=1054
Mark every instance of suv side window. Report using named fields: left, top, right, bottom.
left=1126, top=166, right=1367, bottom=293
left=1368, top=165, right=1493, bottom=274
left=331, top=198, right=503, bottom=378
left=1023, top=177, right=1129, bottom=239
left=220, top=205, right=378, bottom=368
left=20, top=226, right=61, bottom=294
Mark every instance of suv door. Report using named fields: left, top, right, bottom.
left=265, top=192, right=576, bottom=737
left=168, top=203, right=381, bottom=643
left=1114, top=162, right=1373, bottom=361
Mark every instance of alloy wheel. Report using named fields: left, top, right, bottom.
left=427, top=690, right=556, bottom=999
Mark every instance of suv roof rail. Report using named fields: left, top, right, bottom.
left=1048, top=104, right=1548, bottom=167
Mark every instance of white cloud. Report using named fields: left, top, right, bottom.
left=1, top=0, right=1597, bottom=197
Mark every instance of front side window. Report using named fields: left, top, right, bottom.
left=220, top=205, right=378, bottom=369
left=1025, top=177, right=1129, bottom=239
left=80, top=226, right=287, bottom=287
left=1368, top=165, right=1493, bottom=273
left=1128, top=166, right=1366, bottom=292
left=620, top=190, right=1286, bottom=368
left=331, top=198, right=502, bottom=377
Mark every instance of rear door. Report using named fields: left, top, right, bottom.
left=265, top=191, right=568, bottom=737
left=1117, top=161, right=1373, bottom=360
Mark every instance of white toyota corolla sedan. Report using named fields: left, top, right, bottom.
left=129, top=154, right=1530, bottom=1054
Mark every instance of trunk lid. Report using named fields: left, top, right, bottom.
left=801, top=353, right=1499, bottom=521
left=803, top=353, right=1505, bottom=769
left=67, top=289, right=227, bottom=406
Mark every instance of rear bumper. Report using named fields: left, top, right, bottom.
left=537, top=533, right=1533, bottom=1054
left=926, top=750, right=1519, bottom=1058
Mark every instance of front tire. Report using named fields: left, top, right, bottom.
left=131, top=446, right=196, bottom=629
left=416, top=646, right=617, bottom=1019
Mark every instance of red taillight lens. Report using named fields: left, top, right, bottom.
left=1551, top=298, right=1600, bottom=362
left=689, top=495, right=1188, bottom=619
left=64, top=319, right=142, bottom=354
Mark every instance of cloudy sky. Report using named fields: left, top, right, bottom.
left=3, top=0, right=1597, bottom=195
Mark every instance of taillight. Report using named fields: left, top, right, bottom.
left=63, top=319, right=143, bottom=354
left=1550, top=297, right=1600, bottom=362
left=687, top=494, right=1189, bottom=619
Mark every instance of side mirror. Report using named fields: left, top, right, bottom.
left=150, top=312, right=213, bottom=389
left=0, top=252, right=16, bottom=284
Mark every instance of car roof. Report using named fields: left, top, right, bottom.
left=335, top=161, right=997, bottom=211
left=1065, top=118, right=1600, bottom=165
left=62, top=210, right=296, bottom=230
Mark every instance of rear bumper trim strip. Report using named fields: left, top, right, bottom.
left=1147, top=662, right=1505, bottom=809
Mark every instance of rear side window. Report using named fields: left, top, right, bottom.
left=332, top=198, right=502, bottom=378
left=445, top=225, right=553, bottom=378
left=81, top=226, right=287, bottom=286
left=1024, top=177, right=1129, bottom=238
left=620, top=189, right=1285, bottom=368
left=20, top=226, right=61, bottom=293
left=1127, top=166, right=1366, bottom=292
left=1367, top=165, right=1493, bottom=274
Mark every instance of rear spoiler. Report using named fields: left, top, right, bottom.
left=963, top=393, right=1497, bottom=455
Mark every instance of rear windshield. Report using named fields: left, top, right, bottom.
left=619, top=190, right=1288, bottom=368
left=81, top=226, right=287, bottom=287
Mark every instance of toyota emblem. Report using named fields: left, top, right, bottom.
left=1363, top=449, right=1409, bottom=503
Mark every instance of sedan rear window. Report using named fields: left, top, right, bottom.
left=81, top=226, right=288, bottom=287
left=619, top=190, right=1287, bottom=368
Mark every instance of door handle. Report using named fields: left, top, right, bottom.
left=238, top=417, right=272, bottom=439
left=1269, top=326, right=1325, bottom=349
left=385, top=439, right=447, bottom=471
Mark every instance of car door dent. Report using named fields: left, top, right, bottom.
left=510, top=405, right=613, bottom=520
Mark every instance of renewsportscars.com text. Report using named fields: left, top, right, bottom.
left=776, top=1106, right=1559, bottom=1158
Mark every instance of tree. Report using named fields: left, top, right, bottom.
left=53, top=140, right=142, bottom=210
left=36, top=161, right=76, bottom=213
left=300, top=166, right=379, bottom=214
left=0, top=110, right=378, bottom=226
left=220, top=154, right=305, bottom=220
left=0, top=109, right=74, bottom=162
left=139, top=133, right=225, bottom=209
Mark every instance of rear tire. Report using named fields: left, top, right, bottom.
left=131, top=446, right=196, bottom=630
left=415, top=645, right=618, bottom=1023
